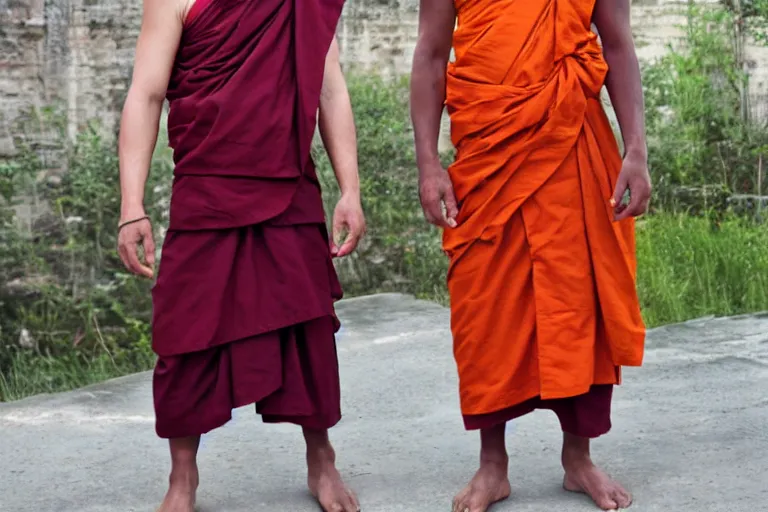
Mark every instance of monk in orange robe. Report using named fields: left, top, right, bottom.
left=117, top=0, right=363, bottom=511
left=411, top=0, right=651, bottom=510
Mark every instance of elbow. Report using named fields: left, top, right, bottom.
left=601, top=35, right=636, bottom=63
left=412, top=40, right=450, bottom=74
left=318, top=83, right=347, bottom=121
left=319, top=66, right=349, bottom=109
left=124, top=85, right=166, bottom=112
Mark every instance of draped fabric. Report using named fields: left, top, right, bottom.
left=443, top=0, right=645, bottom=418
left=150, top=0, right=348, bottom=437
left=164, top=0, right=345, bottom=231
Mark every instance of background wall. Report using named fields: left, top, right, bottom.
left=1, top=0, right=767, bottom=205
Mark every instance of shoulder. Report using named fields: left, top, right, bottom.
left=141, top=0, right=188, bottom=25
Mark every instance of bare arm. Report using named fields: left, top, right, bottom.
left=410, top=0, right=458, bottom=228
left=117, top=0, right=183, bottom=277
left=593, top=0, right=652, bottom=219
left=593, top=0, right=647, bottom=161
left=318, top=38, right=365, bottom=257
left=119, top=0, right=183, bottom=222
left=318, top=38, right=360, bottom=200
left=410, top=0, right=455, bottom=170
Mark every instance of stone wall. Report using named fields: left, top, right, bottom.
left=2, top=0, right=768, bottom=161
left=0, top=0, right=141, bottom=163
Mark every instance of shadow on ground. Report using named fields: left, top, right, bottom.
left=2, top=294, right=767, bottom=511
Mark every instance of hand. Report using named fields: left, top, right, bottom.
left=611, top=152, right=652, bottom=221
left=331, top=193, right=366, bottom=258
left=419, top=162, right=458, bottom=228
left=117, top=213, right=156, bottom=278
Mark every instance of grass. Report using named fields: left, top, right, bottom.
left=2, top=213, right=767, bottom=401
left=636, top=214, right=768, bottom=327
left=0, top=351, right=153, bottom=402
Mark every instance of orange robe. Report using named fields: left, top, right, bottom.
left=444, top=0, right=645, bottom=427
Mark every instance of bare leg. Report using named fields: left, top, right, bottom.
left=452, top=423, right=511, bottom=512
left=158, top=436, right=200, bottom=512
left=562, top=433, right=632, bottom=510
left=304, top=428, right=360, bottom=512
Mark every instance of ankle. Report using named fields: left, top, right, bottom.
left=479, top=449, right=509, bottom=468
left=307, top=442, right=336, bottom=464
left=304, top=428, right=336, bottom=461
left=478, top=424, right=508, bottom=467
left=169, top=464, right=199, bottom=486
left=562, top=447, right=593, bottom=471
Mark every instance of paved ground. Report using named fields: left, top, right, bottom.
left=2, top=293, right=767, bottom=512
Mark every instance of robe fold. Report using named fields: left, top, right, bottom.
left=444, top=0, right=645, bottom=432
left=150, top=0, right=346, bottom=438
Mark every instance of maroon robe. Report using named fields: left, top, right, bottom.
left=463, top=385, right=613, bottom=438
left=151, top=0, right=346, bottom=439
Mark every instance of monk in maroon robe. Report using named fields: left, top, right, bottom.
left=116, top=0, right=364, bottom=510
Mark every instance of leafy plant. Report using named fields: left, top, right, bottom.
left=643, top=5, right=768, bottom=211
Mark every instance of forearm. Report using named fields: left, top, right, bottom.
left=118, top=88, right=163, bottom=218
left=318, top=85, right=360, bottom=198
left=410, top=48, right=448, bottom=170
left=603, top=42, right=647, bottom=159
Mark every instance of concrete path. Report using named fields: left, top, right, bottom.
left=2, top=294, right=767, bottom=512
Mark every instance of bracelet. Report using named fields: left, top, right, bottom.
left=118, top=215, right=150, bottom=232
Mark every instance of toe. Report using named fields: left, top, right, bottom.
left=451, top=497, right=466, bottom=512
left=595, top=495, right=619, bottom=511
left=614, top=489, right=632, bottom=509
left=342, top=490, right=359, bottom=512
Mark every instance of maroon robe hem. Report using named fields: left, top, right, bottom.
left=151, top=219, right=343, bottom=438
left=462, top=385, right=613, bottom=438
left=154, top=315, right=342, bottom=439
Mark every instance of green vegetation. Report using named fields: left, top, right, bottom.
left=2, top=5, right=768, bottom=400
left=643, top=6, right=767, bottom=210
left=636, top=215, right=768, bottom=327
left=0, top=125, right=169, bottom=401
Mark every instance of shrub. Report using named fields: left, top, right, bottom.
left=642, top=5, right=768, bottom=211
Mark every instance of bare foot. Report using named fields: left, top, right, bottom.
left=452, top=459, right=511, bottom=512
left=307, top=444, right=359, bottom=512
left=563, top=456, right=631, bottom=510
left=157, top=469, right=198, bottom=512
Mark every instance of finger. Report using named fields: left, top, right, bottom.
left=611, top=175, right=629, bottom=213
left=142, top=229, right=156, bottom=270
left=337, top=239, right=359, bottom=257
left=328, top=231, right=339, bottom=256
left=122, top=241, right=146, bottom=276
left=421, top=206, right=436, bottom=225
left=443, top=187, right=459, bottom=228
left=616, top=188, right=648, bottom=221
left=331, top=217, right=344, bottom=256
left=424, top=199, right=451, bottom=228
left=336, top=229, right=362, bottom=258
left=117, top=243, right=133, bottom=272
left=625, top=195, right=651, bottom=219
